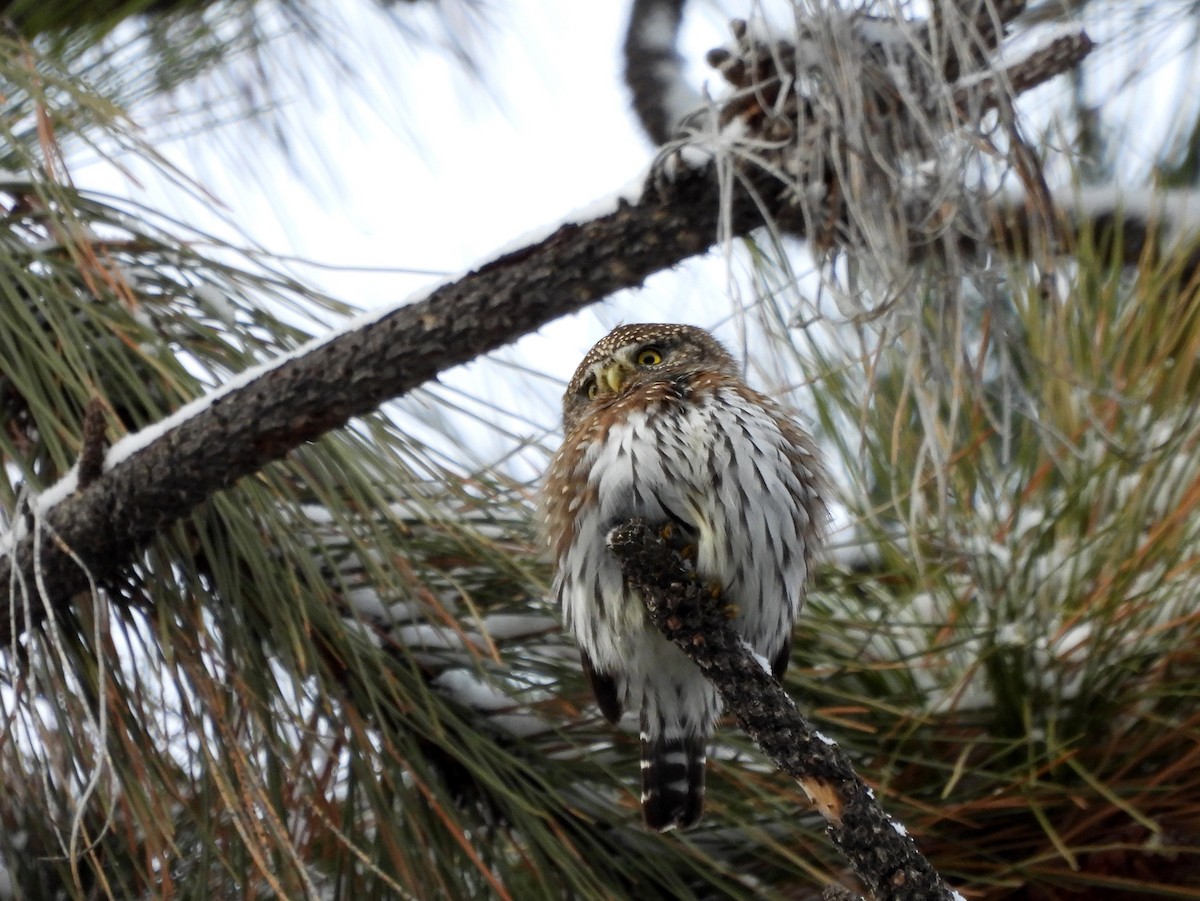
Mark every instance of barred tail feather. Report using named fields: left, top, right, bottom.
left=640, top=728, right=706, bottom=831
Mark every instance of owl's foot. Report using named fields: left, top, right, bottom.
left=720, top=602, right=740, bottom=620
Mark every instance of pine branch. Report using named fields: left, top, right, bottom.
left=607, top=518, right=959, bottom=901
left=988, top=185, right=1200, bottom=279
left=0, top=165, right=785, bottom=646
left=926, top=0, right=1027, bottom=82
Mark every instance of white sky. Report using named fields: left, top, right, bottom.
left=77, top=1, right=735, bottom=300
left=70, top=0, right=1200, bottom=485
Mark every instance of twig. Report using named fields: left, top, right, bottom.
left=985, top=185, right=1200, bottom=279
left=607, top=518, right=960, bottom=901
left=76, top=398, right=107, bottom=490
left=953, top=32, right=1096, bottom=115
left=928, top=0, right=1027, bottom=82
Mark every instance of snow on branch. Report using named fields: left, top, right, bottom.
left=0, top=164, right=787, bottom=648
left=608, top=518, right=960, bottom=901
left=990, top=184, right=1200, bottom=278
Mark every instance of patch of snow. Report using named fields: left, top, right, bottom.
left=194, top=283, right=237, bottom=325
left=995, top=622, right=1027, bottom=647
left=854, top=11, right=923, bottom=52
left=393, top=624, right=483, bottom=651
left=1052, top=623, right=1092, bottom=664
left=652, top=141, right=717, bottom=183
left=299, top=504, right=336, bottom=524
left=741, top=638, right=773, bottom=675
left=385, top=601, right=425, bottom=623
left=481, top=613, right=559, bottom=640
left=433, top=668, right=516, bottom=712
left=342, top=588, right=387, bottom=619
left=340, top=618, right=382, bottom=649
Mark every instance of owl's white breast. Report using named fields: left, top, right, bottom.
left=556, top=383, right=818, bottom=671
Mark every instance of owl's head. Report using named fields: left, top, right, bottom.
left=562, top=323, right=737, bottom=428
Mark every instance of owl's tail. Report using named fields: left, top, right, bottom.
left=640, top=724, right=706, bottom=831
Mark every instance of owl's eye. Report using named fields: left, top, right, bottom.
left=585, top=380, right=599, bottom=400
left=636, top=347, right=663, bottom=366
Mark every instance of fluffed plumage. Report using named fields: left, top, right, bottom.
left=542, top=323, right=825, bottom=830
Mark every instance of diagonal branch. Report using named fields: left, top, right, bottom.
left=0, top=166, right=784, bottom=646
left=607, top=518, right=958, bottom=901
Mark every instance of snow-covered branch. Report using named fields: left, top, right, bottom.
left=990, top=185, right=1200, bottom=276
left=0, top=164, right=779, bottom=647
left=607, top=518, right=959, bottom=901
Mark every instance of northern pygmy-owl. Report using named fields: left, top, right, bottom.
left=542, top=323, right=825, bottom=830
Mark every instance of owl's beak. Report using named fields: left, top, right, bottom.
left=599, top=361, right=633, bottom=394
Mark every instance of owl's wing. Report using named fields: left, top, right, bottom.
left=580, top=649, right=623, bottom=724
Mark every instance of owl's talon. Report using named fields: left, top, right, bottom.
left=659, top=523, right=675, bottom=542
left=707, top=582, right=722, bottom=600
left=678, top=543, right=696, bottom=561
left=721, top=603, right=740, bottom=620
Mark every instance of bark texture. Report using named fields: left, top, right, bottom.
left=0, top=165, right=777, bottom=645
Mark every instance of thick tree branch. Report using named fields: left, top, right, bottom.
left=0, top=166, right=781, bottom=646
left=607, top=519, right=958, bottom=901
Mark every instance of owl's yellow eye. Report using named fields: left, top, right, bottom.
left=586, top=381, right=599, bottom=400
left=636, top=347, right=663, bottom=366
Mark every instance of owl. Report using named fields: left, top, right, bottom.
left=542, top=323, right=825, bottom=830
